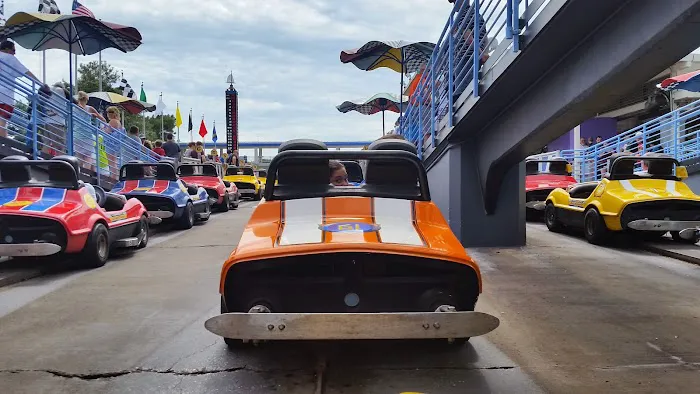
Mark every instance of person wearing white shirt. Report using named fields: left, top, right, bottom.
left=0, top=40, right=46, bottom=137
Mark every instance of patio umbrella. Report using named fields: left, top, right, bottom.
left=659, top=70, right=700, bottom=92
left=340, top=41, right=435, bottom=125
left=336, top=93, right=408, bottom=135
left=84, top=91, right=155, bottom=115
left=0, top=12, right=142, bottom=151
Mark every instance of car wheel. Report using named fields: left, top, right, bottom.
left=200, top=201, right=211, bottom=222
left=254, top=190, right=261, bottom=201
left=136, top=215, right=149, bottom=249
left=220, top=296, right=249, bottom=349
left=82, top=223, right=110, bottom=268
left=544, top=203, right=562, bottom=232
left=232, top=194, right=240, bottom=209
left=178, top=202, right=195, bottom=229
left=220, top=193, right=230, bottom=212
left=584, top=208, right=608, bottom=245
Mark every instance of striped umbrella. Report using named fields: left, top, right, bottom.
left=336, top=93, right=408, bottom=135
left=658, top=70, right=700, bottom=92
left=84, top=92, right=155, bottom=115
left=340, top=41, right=435, bottom=126
left=0, top=12, right=142, bottom=145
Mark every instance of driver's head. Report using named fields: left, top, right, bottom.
left=329, top=160, right=349, bottom=186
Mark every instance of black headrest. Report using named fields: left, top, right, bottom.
left=124, top=165, right=144, bottom=180
left=367, top=139, right=418, bottom=154
left=340, top=161, right=363, bottom=183
left=179, top=165, right=194, bottom=176
left=278, top=139, right=328, bottom=152
left=226, top=167, right=240, bottom=176
left=647, top=159, right=674, bottom=176
left=525, top=161, right=540, bottom=175
left=613, top=159, right=635, bottom=176
left=53, top=155, right=80, bottom=176
left=0, top=155, right=30, bottom=183
left=276, top=139, right=329, bottom=185
left=549, top=160, right=568, bottom=174
left=155, top=163, right=177, bottom=180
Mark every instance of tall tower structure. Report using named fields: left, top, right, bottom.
left=225, top=72, right=239, bottom=153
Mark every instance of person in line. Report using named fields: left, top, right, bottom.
left=183, top=142, right=195, bottom=158
left=329, top=160, right=350, bottom=186
left=162, top=133, right=180, bottom=159
left=76, top=91, right=106, bottom=123
left=153, top=140, right=166, bottom=156
left=0, top=40, right=46, bottom=137
left=106, top=106, right=123, bottom=131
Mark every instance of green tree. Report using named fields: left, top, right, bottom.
left=77, top=61, right=120, bottom=93
left=122, top=113, right=176, bottom=142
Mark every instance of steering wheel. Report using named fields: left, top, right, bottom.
left=93, top=185, right=106, bottom=207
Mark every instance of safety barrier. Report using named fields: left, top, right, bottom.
left=0, top=58, right=161, bottom=188
left=527, top=99, right=700, bottom=182
left=397, top=0, right=552, bottom=158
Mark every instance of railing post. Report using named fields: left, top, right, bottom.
left=513, top=0, right=521, bottom=52
left=430, top=58, right=436, bottom=148
left=472, top=0, right=481, bottom=98
left=506, top=0, right=514, bottom=40
left=30, top=84, right=38, bottom=160
left=641, top=125, right=647, bottom=154
left=448, top=13, right=454, bottom=128
left=66, top=102, right=74, bottom=156
left=418, top=91, right=423, bottom=160
left=673, top=110, right=679, bottom=158
left=94, top=131, right=101, bottom=187
left=593, top=144, right=599, bottom=180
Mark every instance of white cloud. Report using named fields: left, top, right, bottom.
left=3, top=0, right=450, bottom=145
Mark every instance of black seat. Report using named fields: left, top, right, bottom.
left=276, top=139, right=328, bottom=185
left=549, top=160, right=569, bottom=175
left=49, top=155, right=80, bottom=184
left=647, top=159, right=674, bottom=177
left=365, top=139, right=419, bottom=186
left=179, top=165, right=195, bottom=176
left=93, top=184, right=106, bottom=207
left=103, top=192, right=127, bottom=211
left=0, top=155, right=30, bottom=183
left=525, top=161, right=540, bottom=175
left=568, top=183, right=598, bottom=199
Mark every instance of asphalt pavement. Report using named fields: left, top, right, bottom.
left=0, top=206, right=698, bottom=393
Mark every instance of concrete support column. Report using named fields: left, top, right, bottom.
left=427, top=143, right=525, bottom=247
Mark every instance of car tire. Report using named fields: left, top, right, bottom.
left=671, top=231, right=699, bottom=244
left=544, top=203, right=563, bottom=232
left=254, top=190, right=261, bottom=201
left=232, top=194, right=240, bottom=209
left=199, top=201, right=211, bottom=222
left=584, top=208, right=608, bottom=245
left=219, top=193, right=230, bottom=212
left=178, top=202, right=195, bottom=229
left=220, top=296, right=249, bottom=349
left=136, top=215, right=149, bottom=249
left=82, top=223, right=110, bottom=268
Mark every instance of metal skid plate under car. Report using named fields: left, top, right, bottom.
left=204, top=312, right=500, bottom=340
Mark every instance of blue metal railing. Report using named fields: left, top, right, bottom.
left=527, top=99, right=700, bottom=182
left=0, top=58, right=161, bottom=188
left=397, top=0, right=552, bottom=157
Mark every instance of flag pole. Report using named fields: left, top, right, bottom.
left=160, top=92, right=164, bottom=140
left=42, top=51, right=46, bottom=83
left=98, top=50, right=102, bottom=91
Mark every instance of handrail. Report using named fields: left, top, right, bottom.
left=529, top=99, right=700, bottom=182
left=0, top=57, right=161, bottom=188
left=397, top=0, right=555, bottom=157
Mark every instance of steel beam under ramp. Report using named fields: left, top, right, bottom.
left=429, top=0, right=700, bottom=246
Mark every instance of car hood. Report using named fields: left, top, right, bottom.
left=525, top=174, right=577, bottom=191
left=0, top=187, right=81, bottom=217
left=224, top=175, right=257, bottom=184
left=606, top=179, right=700, bottom=202
left=181, top=176, right=221, bottom=190
left=112, top=180, right=185, bottom=198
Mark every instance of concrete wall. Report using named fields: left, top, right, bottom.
left=547, top=129, right=573, bottom=151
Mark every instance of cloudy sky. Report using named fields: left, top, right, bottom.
left=3, top=0, right=451, bottom=145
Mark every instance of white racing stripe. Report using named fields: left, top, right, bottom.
left=374, top=198, right=424, bottom=246
left=620, top=180, right=660, bottom=198
left=278, top=198, right=323, bottom=245
left=666, top=180, right=682, bottom=197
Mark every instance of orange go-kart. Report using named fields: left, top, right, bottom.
left=205, top=139, right=499, bottom=348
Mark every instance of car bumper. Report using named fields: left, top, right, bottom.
left=204, top=311, right=500, bottom=341
left=148, top=210, right=174, bottom=219
left=627, top=219, right=700, bottom=233
left=525, top=201, right=546, bottom=211
left=0, top=243, right=62, bottom=257
left=239, top=189, right=256, bottom=196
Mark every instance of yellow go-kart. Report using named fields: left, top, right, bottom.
left=224, top=165, right=262, bottom=200
left=545, top=153, right=700, bottom=244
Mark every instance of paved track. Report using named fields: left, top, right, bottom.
left=0, top=207, right=698, bottom=393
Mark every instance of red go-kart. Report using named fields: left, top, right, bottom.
left=525, top=157, right=577, bottom=218
left=178, top=163, right=240, bottom=211
left=0, top=155, right=159, bottom=268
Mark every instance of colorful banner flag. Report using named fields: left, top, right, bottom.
left=155, top=93, right=166, bottom=116
left=139, top=83, right=147, bottom=102
left=72, top=0, right=95, bottom=18
left=199, top=119, right=208, bottom=138
left=38, top=0, right=60, bottom=14
left=175, top=103, right=183, bottom=128
left=212, top=122, right=218, bottom=143
left=188, top=111, right=193, bottom=132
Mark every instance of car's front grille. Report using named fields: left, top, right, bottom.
left=620, top=200, right=700, bottom=229
left=0, top=215, right=67, bottom=247
left=526, top=189, right=553, bottom=202
left=234, top=182, right=255, bottom=191
left=128, top=195, right=176, bottom=213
